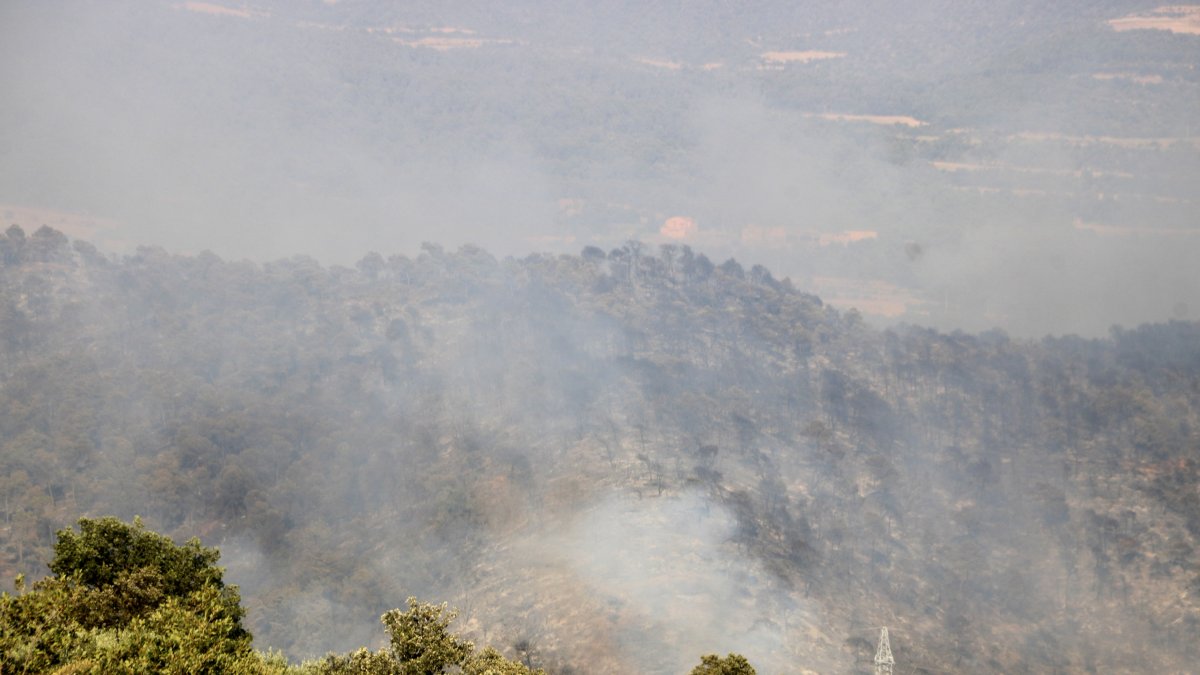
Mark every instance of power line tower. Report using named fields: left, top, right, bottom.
left=874, top=627, right=895, bottom=675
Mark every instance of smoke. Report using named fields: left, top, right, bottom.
left=554, top=490, right=813, bottom=674
left=0, top=2, right=557, bottom=263
left=912, top=219, right=1200, bottom=336
left=455, top=488, right=837, bottom=674
left=3, top=1, right=1196, bottom=336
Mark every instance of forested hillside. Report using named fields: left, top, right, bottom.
left=2, top=225, right=1199, bottom=672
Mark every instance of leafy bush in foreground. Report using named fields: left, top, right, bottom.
left=3, top=517, right=746, bottom=674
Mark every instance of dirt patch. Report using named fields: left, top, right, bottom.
left=810, top=276, right=922, bottom=318
left=931, top=161, right=1133, bottom=179
left=762, top=50, right=845, bottom=63
left=948, top=185, right=1076, bottom=198
left=1009, top=131, right=1200, bottom=150
left=368, top=25, right=475, bottom=35
left=1108, top=5, right=1200, bottom=35
left=807, top=112, right=926, bottom=127
left=760, top=51, right=845, bottom=68
left=1092, top=72, right=1165, bottom=85
left=394, top=36, right=515, bottom=50
left=365, top=25, right=413, bottom=35
left=661, top=216, right=697, bottom=240
left=818, top=230, right=878, bottom=246
left=1073, top=218, right=1200, bottom=237
left=738, top=227, right=877, bottom=247
left=178, top=2, right=265, bottom=19
left=633, top=58, right=683, bottom=70
left=369, top=24, right=512, bottom=50
left=296, top=20, right=345, bottom=32
left=933, top=161, right=998, bottom=173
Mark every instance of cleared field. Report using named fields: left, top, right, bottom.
left=394, top=36, right=515, bottom=50
left=931, top=161, right=1133, bottom=178
left=806, top=112, right=926, bottom=127
left=179, top=2, right=266, bottom=19
left=1008, top=131, right=1200, bottom=150
left=633, top=58, right=684, bottom=70
left=1092, top=72, right=1164, bottom=85
left=660, top=216, right=697, bottom=240
left=1109, top=5, right=1200, bottom=35
left=810, top=276, right=923, bottom=318
left=817, top=230, right=877, bottom=246
left=1073, top=218, right=1200, bottom=237
left=759, top=51, right=845, bottom=70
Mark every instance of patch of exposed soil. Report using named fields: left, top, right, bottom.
left=1092, top=72, right=1165, bottom=85
left=633, top=57, right=683, bottom=70
left=760, top=51, right=846, bottom=68
left=931, top=161, right=1133, bottom=178
left=807, top=112, right=926, bottom=127
left=1073, top=218, right=1200, bottom=237
left=661, top=216, right=697, bottom=240
left=178, top=2, right=266, bottom=19
left=1009, top=131, right=1200, bottom=150
left=810, top=276, right=923, bottom=318
left=394, top=36, right=515, bottom=50
left=1108, top=5, right=1200, bottom=35
left=818, top=230, right=878, bottom=246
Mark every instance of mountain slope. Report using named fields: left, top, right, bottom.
left=2, top=227, right=1199, bottom=672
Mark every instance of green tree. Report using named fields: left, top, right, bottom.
left=690, top=652, right=757, bottom=675
left=1, top=516, right=264, bottom=674
left=50, top=516, right=245, bottom=635
left=303, top=598, right=544, bottom=675
left=463, top=646, right=543, bottom=675
left=383, top=598, right=473, bottom=674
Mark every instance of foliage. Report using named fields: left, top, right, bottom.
left=50, top=516, right=241, bottom=628
left=0, top=517, right=262, bottom=674
left=690, top=653, right=757, bottom=675
left=462, top=647, right=544, bottom=675
left=2, top=518, right=552, bottom=675
left=381, top=599, right=473, bottom=673
left=302, top=598, right=543, bottom=675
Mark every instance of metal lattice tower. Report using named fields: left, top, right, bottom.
left=874, top=627, right=895, bottom=675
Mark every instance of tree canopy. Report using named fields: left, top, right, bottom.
left=1, top=517, right=665, bottom=674
left=690, top=653, right=757, bottom=675
left=1, top=516, right=261, bottom=674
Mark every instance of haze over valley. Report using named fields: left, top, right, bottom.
left=1, top=2, right=1199, bottom=674
left=3, top=0, right=1198, bottom=336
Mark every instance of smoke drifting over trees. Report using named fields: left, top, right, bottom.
left=1, top=1, right=1198, bottom=672
left=2, top=231, right=1199, bottom=672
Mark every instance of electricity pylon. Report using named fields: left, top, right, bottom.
left=874, top=626, right=895, bottom=675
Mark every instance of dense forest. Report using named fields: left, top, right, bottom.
left=2, top=225, right=1198, bottom=672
